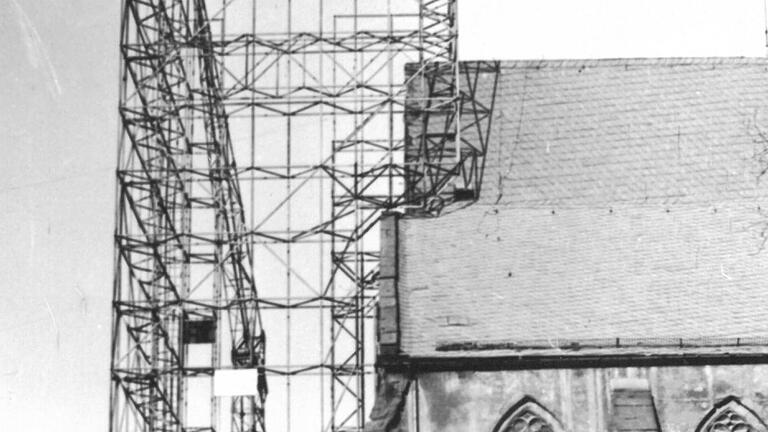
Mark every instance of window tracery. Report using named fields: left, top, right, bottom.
left=493, top=396, right=564, bottom=432
left=696, top=396, right=768, bottom=432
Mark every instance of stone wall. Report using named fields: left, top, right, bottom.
left=405, top=365, right=768, bottom=432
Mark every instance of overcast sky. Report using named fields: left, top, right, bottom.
left=0, top=0, right=766, bottom=430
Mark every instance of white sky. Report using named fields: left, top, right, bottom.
left=461, top=0, right=767, bottom=59
left=0, top=0, right=765, bottom=430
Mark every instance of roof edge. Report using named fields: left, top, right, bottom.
left=379, top=350, right=768, bottom=373
left=476, top=57, right=768, bottom=69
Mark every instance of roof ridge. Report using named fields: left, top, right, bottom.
left=489, top=57, right=768, bottom=69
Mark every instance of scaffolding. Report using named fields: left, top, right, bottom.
left=112, top=0, right=497, bottom=431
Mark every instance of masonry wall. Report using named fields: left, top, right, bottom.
left=406, top=366, right=768, bottom=432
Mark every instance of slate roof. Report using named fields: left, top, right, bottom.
left=397, top=57, right=768, bottom=358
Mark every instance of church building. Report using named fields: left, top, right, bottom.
left=367, top=58, right=768, bottom=432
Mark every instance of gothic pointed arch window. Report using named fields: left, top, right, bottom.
left=492, top=396, right=565, bottom=432
left=695, top=396, right=768, bottom=432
